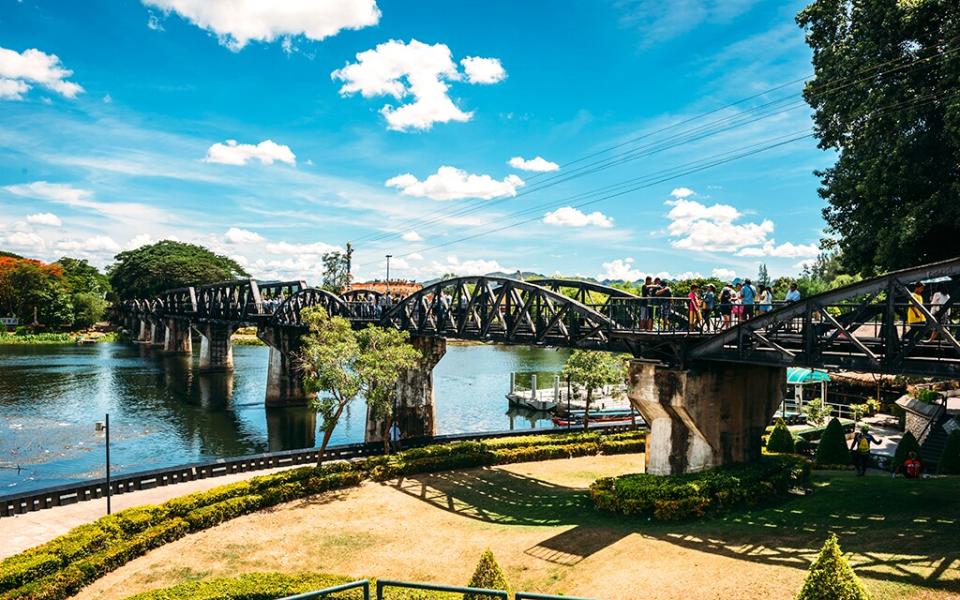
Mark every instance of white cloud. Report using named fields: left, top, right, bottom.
left=0, top=46, right=83, bottom=100
left=264, top=240, right=339, bottom=255
left=4, top=181, right=173, bottom=225
left=332, top=39, right=504, bottom=131
left=665, top=199, right=774, bottom=252
left=126, top=233, right=154, bottom=250
left=402, top=230, right=423, bottom=242
left=508, top=155, right=559, bottom=172
left=670, top=186, right=695, bottom=199
left=439, top=256, right=509, bottom=276
left=712, top=267, right=737, bottom=280
left=142, top=0, right=380, bottom=50
left=386, top=166, right=524, bottom=200
left=736, top=241, right=820, bottom=258
left=598, top=258, right=643, bottom=281
left=55, top=235, right=121, bottom=253
left=543, top=206, right=613, bottom=228
left=460, top=56, right=506, bottom=84
left=2, top=230, right=46, bottom=253
left=224, top=227, right=264, bottom=244
left=25, top=212, right=62, bottom=227
left=204, top=139, right=296, bottom=166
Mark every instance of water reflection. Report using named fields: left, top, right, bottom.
left=0, top=342, right=569, bottom=493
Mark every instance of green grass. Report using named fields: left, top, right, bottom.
left=395, top=468, right=960, bottom=598
left=0, top=332, right=75, bottom=344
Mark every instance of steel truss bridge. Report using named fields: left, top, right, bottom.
left=118, top=257, right=960, bottom=378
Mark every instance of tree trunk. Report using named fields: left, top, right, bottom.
left=583, top=387, right=592, bottom=431
left=315, top=403, right=346, bottom=466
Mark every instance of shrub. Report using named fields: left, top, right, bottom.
left=803, top=397, right=832, bottom=426
left=892, top=431, right=920, bottom=472
left=795, top=534, right=871, bottom=600
left=938, top=430, right=960, bottom=474
left=589, top=455, right=809, bottom=520
left=0, top=553, right=60, bottom=593
left=815, top=418, right=850, bottom=466
left=124, top=572, right=362, bottom=600
left=464, top=550, right=509, bottom=600
left=766, top=418, right=796, bottom=454
left=184, top=495, right=263, bottom=531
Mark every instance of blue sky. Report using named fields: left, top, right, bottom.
left=0, top=0, right=832, bottom=283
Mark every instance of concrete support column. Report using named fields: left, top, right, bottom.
left=137, top=319, right=152, bottom=343
left=196, top=323, right=237, bottom=373
left=149, top=322, right=166, bottom=348
left=258, top=327, right=311, bottom=406
left=163, top=319, right=192, bottom=355
left=366, top=337, right=447, bottom=443
left=627, top=360, right=784, bottom=475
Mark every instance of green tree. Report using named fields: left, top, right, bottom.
left=757, top=263, right=770, bottom=289
left=797, top=0, right=960, bottom=274
left=298, top=307, right=420, bottom=461
left=815, top=418, right=850, bottom=466
left=767, top=418, right=796, bottom=454
left=321, top=251, right=351, bottom=294
left=0, top=257, right=72, bottom=326
left=562, top=350, right=625, bottom=430
left=892, top=431, right=920, bottom=472
left=108, top=241, right=247, bottom=299
left=938, top=430, right=960, bottom=475
left=796, top=533, right=871, bottom=600
left=55, top=257, right=111, bottom=327
left=464, top=550, right=509, bottom=600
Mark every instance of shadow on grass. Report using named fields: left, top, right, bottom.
left=390, top=466, right=960, bottom=592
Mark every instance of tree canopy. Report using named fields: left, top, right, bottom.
left=108, top=240, right=248, bottom=299
left=0, top=256, right=71, bottom=326
left=562, top=350, right=626, bottom=429
left=798, top=0, right=960, bottom=274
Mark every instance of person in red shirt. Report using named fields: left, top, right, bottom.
left=896, top=451, right=923, bottom=479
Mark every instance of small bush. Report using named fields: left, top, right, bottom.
left=464, top=550, right=509, bottom=600
left=892, top=431, right=920, bottom=472
left=123, top=572, right=362, bottom=600
left=589, top=455, right=809, bottom=520
left=795, top=534, right=871, bottom=600
left=767, top=418, right=796, bottom=454
left=815, top=418, right=850, bottom=466
left=938, top=430, right=960, bottom=474
left=0, top=553, right=60, bottom=593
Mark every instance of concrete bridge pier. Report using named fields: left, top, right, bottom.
left=366, top=337, right=447, bottom=443
left=162, top=319, right=192, bottom=355
left=258, top=327, right=312, bottom=406
left=149, top=322, right=166, bottom=348
left=196, top=323, right=237, bottom=373
left=136, top=319, right=152, bottom=344
left=627, top=360, right=784, bottom=475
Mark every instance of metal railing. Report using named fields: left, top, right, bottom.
left=0, top=423, right=641, bottom=517
left=277, top=578, right=594, bottom=600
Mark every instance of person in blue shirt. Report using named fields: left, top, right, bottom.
left=785, top=283, right=801, bottom=302
left=740, top=278, right=756, bottom=319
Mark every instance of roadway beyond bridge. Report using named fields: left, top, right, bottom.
left=116, top=256, right=960, bottom=475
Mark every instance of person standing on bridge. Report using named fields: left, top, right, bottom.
left=702, top=284, right=717, bottom=331
left=758, top=285, right=773, bottom=314
left=906, top=282, right=926, bottom=336
left=687, top=284, right=703, bottom=332
left=719, top=283, right=734, bottom=329
left=640, top=276, right=653, bottom=330
left=785, top=283, right=801, bottom=303
left=740, top=279, right=756, bottom=320
left=926, top=285, right=950, bottom=343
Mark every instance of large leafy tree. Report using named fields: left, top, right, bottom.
left=108, top=240, right=248, bottom=299
left=562, top=350, right=626, bottom=430
left=0, top=256, right=72, bottom=326
left=321, top=250, right=351, bottom=294
left=797, top=0, right=960, bottom=274
left=56, top=257, right=111, bottom=327
left=298, top=306, right=421, bottom=461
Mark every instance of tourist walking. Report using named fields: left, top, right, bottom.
left=850, top=426, right=881, bottom=476
left=927, top=285, right=951, bottom=342
left=687, top=284, right=702, bottom=332
left=906, top=282, right=926, bottom=335
left=719, top=283, right=734, bottom=329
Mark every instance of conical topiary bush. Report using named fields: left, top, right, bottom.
left=464, top=550, right=509, bottom=600
left=796, top=534, right=871, bottom=599
left=938, top=429, right=960, bottom=474
left=767, top=418, right=796, bottom=454
left=891, top=431, right=920, bottom=472
left=815, top=418, right=850, bottom=466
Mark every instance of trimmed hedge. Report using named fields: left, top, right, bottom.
left=0, top=430, right=644, bottom=600
left=796, top=534, right=870, bottom=600
left=465, top=551, right=509, bottom=600
left=766, top=418, right=796, bottom=454
left=589, top=455, right=810, bottom=521
left=815, top=418, right=850, bottom=466
left=124, top=573, right=362, bottom=600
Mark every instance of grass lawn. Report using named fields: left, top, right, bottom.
left=72, top=455, right=960, bottom=600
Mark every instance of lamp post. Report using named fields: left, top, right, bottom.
left=96, top=414, right=112, bottom=514
left=385, top=255, right=392, bottom=294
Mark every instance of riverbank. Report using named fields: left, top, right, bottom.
left=0, top=330, right=119, bottom=345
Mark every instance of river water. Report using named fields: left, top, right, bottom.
left=0, top=343, right=570, bottom=494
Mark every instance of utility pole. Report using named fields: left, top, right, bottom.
left=345, top=242, right=353, bottom=290
left=385, top=254, right=392, bottom=294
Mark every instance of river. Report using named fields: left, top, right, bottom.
left=0, top=342, right=571, bottom=494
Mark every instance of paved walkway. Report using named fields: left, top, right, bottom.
left=0, top=464, right=301, bottom=560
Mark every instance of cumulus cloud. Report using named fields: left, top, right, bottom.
left=0, top=46, right=83, bottom=100
left=264, top=240, right=340, bottom=255
left=712, top=267, right=737, bottom=280
left=4, top=181, right=172, bottom=225
left=142, top=0, right=381, bottom=50
left=665, top=199, right=774, bottom=252
left=736, top=241, right=820, bottom=258
left=204, top=139, right=295, bottom=166
left=224, top=227, right=264, bottom=244
left=332, top=39, right=505, bottom=131
left=402, top=231, right=423, bottom=242
left=386, top=166, right=524, bottom=200
left=26, top=212, right=62, bottom=227
left=508, top=155, right=559, bottom=172
left=460, top=56, right=506, bottom=84
left=438, top=255, right=510, bottom=277
left=55, top=235, right=121, bottom=253
left=543, top=206, right=613, bottom=228
left=598, top=258, right=643, bottom=281
left=670, top=187, right=695, bottom=199
left=2, top=230, right=46, bottom=253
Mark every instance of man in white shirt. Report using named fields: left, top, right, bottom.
left=927, top=286, right=951, bottom=342
left=785, top=283, right=801, bottom=302
left=389, top=420, right=401, bottom=453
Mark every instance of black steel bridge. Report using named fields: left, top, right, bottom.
left=118, top=256, right=960, bottom=378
